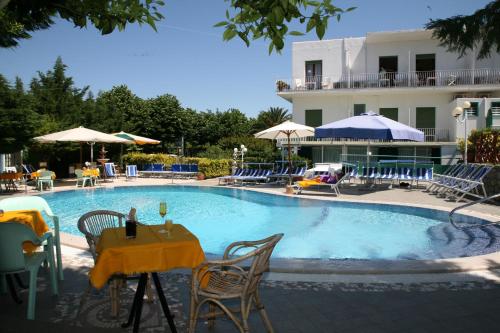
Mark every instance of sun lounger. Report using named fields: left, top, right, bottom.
left=218, top=168, right=244, bottom=185
left=439, top=164, right=492, bottom=200
left=237, top=169, right=272, bottom=184
left=292, top=172, right=347, bottom=196
left=104, top=163, right=118, bottom=180
left=126, top=165, right=138, bottom=180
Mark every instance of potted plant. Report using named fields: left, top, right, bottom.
left=276, top=80, right=290, bottom=91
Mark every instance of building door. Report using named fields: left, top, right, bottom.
left=305, top=109, right=322, bottom=127
left=379, top=56, right=398, bottom=86
left=305, top=61, right=322, bottom=90
left=416, top=54, right=435, bottom=86
left=416, top=107, right=436, bottom=141
left=379, top=108, right=398, bottom=121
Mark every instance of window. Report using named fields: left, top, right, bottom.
left=353, top=104, right=366, bottom=116
left=379, top=108, right=398, bottom=121
left=305, top=109, right=322, bottom=127
left=467, top=102, right=478, bottom=117
left=416, top=107, right=435, bottom=128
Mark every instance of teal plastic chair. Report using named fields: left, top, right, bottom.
left=74, top=169, right=92, bottom=187
left=37, top=171, right=54, bottom=191
left=0, top=196, right=64, bottom=280
left=0, top=223, right=58, bottom=320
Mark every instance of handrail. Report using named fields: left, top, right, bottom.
left=449, top=193, right=500, bottom=229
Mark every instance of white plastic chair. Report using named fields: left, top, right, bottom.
left=0, top=196, right=64, bottom=280
left=294, top=78, right=304, bottom=90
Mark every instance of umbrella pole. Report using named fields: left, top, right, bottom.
left=287, top=132, right=292, bottom=186
left=120, top=144, right=124, bottom=170
left=79, top=143, right=83, bottom=165
left=90, top=143, right=94, bottom=162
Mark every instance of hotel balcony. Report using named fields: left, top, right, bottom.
left=277, top=128, right=451, bottom=145
left=276, top=68, right=500, bottom=93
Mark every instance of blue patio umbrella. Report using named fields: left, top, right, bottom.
left=315, top=111, right=424, bottom=168
left=315, top=111, right=424, bottom=141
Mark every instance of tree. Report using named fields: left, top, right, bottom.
left=95, top=85, right=142, bottom=132
left=1, top=0, right=354, bottom=53
left=253, top=106, right=291, bottom=132
left=216, top=0, right=355, bottom=53
left=425, top=0, right=500, bottom=59
left=0, top=74, right=39, bottom=153
left=30, top=56, right=88, bottom=129
left=0, top=0, right=165, bottom=47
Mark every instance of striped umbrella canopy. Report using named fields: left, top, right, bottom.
left=112, top=131, right=160, bottom=145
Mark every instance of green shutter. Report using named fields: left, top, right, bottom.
left=379, top=108, right=398, bottom=121
left=415, top=107, right=435, bottom=128
left=354, top=104, right=366, bottom=116
left=305, top=109, right=322, bottom=127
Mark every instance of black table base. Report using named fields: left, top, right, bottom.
left=121, top=272, right=177, bottom=333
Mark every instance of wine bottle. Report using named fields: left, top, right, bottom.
left=126, top=207, right=137, bottom=239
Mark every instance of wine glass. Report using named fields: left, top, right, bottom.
left=159, top=201, right=167, bottom=223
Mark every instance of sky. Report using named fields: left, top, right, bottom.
left=0, top=0, right=491, bottom=117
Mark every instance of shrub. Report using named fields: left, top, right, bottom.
left=459, top=129, right=499, bottom=164
left=122, top=153, right=232, bottom=178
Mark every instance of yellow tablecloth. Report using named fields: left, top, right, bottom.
left=83, top=169, right=99, bottom=177
left=31, top=171, right=56, bottom=179
left=90, top=224, right=206, bottom=289
left=0, top=172, right=23, bottom=180
left=0, top=210, right=50, bottom=253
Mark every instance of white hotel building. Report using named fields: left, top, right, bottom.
left=276, top=29, right=500, bottom=165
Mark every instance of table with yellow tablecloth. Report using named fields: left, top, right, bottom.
left=0, top=210, right=50, bottom=253
left=31, top=170, right=56, bottom=180
left=90, top=224, right=205, bottom=289
left=90, top=223, right=205, bottom=332
left=82, top=169, right=100, bottom=177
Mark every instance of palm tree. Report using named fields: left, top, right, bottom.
left=253, top=107, right=291, bottom=132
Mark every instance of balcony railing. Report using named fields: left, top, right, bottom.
left=276, top=68, right=500, bottom=92
left=276, top=128, right=450, bottom=144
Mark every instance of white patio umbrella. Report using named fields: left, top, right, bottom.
left=34, top=126, right=132, bottom=163
left=254, top=121, right=315, bottom=185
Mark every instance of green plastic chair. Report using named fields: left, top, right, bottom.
left=0, top=196, right=64, bottom=280
left=0, top=223, right=58, bottom=320
left=37, top=171, right=54, bottom=191
left=74, top=169, right=92, bottom=187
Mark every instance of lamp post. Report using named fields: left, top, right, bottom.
left=233, top=145, right=248, bottom=169
left=452, top=100, right=471, bottom=165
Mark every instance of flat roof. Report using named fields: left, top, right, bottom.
left=293, top=29, right=434, bottom=45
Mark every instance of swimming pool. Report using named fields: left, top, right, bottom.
left=40, top=186, right=495, bottom=260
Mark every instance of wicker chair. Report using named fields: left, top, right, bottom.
left=189, top=233, right=284, bottom=333
left=77, top=210, right=152, bottom=317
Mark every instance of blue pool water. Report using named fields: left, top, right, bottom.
left=39, top=186, right=486, bottom=260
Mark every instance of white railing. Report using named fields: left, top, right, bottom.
left=276, top=68, right=500, bottom=92
left=416, top=128, right=450, bottom=142
left=276, top=128, right=450, bottom=144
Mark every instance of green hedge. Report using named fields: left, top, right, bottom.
left=122, top=153, right=232, bottom=178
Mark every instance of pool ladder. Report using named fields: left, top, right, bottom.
left=449, top=193, right=500, bottom=230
